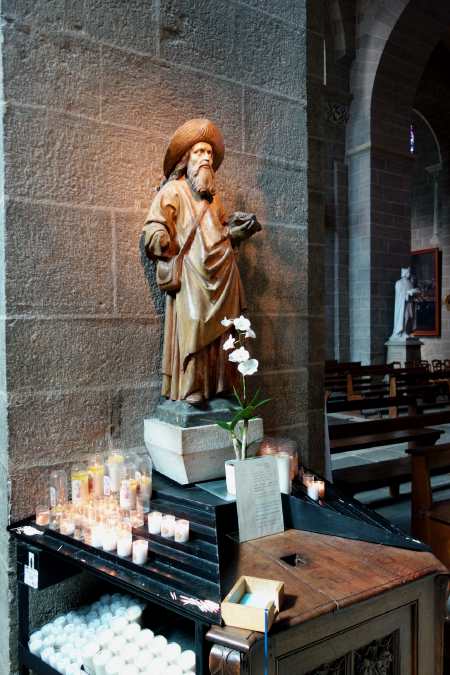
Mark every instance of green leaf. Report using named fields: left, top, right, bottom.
left=253, top=397, right=271, bottom=410
left=249, top=387, right=261, bottom=407
left=215, top=420, right=233, bottom=432
left=233, top=386, right=243, bottom=407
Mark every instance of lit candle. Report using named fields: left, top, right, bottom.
left=88, top=456, right=105, bottom=498
left=36, top=505, right=50, bottom=526
left=116, top=530, right=132, bottom=559
left=106, top=451, right=125, bottom=494
left=148, top=511, right=162, bottom=535
left=307, top=482, right=320, bottom=501
left=60, top=517, right=75, bottom=536
left=71, top=465, right=89, bottom=505
left=275, top=453, right=291, bottom=494
left=101, top=520, right=117, bottom=552
left=316, top=479, right=326, bottom=498
left=91, top=522, right=105, bottom=548
left=174, top=519, right=190, bottom=543
left=132, top=539, right=148, bottom=565
left=130, top=507, right=144, bottom=529
left=161, top=514, right=175, bottom=539
left=120, top=479, right=138, bottom=511
left=138, top=474, right=152, bottom=512
left=303, top=472, right=315, bottom=488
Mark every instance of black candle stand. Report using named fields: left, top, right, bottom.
left=10, top=471, right=428, bottom=675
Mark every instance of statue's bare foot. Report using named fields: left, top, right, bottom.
left=185, top=391, right=204, bottom=406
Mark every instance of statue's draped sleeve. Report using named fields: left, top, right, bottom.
left=143, top=184, right=180, bottom=259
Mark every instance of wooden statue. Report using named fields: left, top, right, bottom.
left=143, top=119, right=261, bottom=405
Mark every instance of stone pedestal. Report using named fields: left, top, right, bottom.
left=144, top=417, right=264, bottom=485
left=385, top=337, right=423, bottom=366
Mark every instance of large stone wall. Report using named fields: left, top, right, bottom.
left=411, top=43, right=450, bottom=361
left=0, top=1, right=321, bottom=671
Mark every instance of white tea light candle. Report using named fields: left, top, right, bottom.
left=148, top=511, right=162, bottom=535
left=132, top=539, right=148, bottom=565
left=174, top=519, right=190, bottom=543
left=161, top=514, right=175, bottom=539
left=275, top=453, right=291, bottom=494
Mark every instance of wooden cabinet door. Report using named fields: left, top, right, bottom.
left=276, top=605, right=412, bottom=675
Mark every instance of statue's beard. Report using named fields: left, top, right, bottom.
left=187, top=164, right=216, bottom=197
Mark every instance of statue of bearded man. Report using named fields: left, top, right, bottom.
left=143, top=119, right=261, bottom=405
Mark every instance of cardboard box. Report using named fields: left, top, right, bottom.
left=221, top=576, right=284, bottom=632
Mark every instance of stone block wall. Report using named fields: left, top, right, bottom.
left=0, top=2, right=321, bottom=671
left=411, top=43, right=450, bottom=361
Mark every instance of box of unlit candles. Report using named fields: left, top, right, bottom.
left=221, top=576, right=284, bottom=632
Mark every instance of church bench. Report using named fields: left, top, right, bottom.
left=406, top=442, right=450, bottom=568
left=329, top=412, right=448, bottom=497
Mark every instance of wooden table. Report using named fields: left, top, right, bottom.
left=208, top=529, right=448, bottom=674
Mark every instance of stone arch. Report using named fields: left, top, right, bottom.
left=346, top=0, right=450, bottom=363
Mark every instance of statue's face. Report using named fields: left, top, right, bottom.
left=187, top=142, right=215, bottom=195
left=188, top=142, right=213, bottom=175
left=401, top=267, right=411, bottom=279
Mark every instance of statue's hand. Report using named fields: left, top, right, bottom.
left=149, top=230, right=171, bottom=258
left=228, top=212, right=262, bottom=242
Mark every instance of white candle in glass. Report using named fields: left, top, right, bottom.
left=275, top=453, right=291, bottom=494
left=307, top=481, right=320, bottom=501
left=36, top=505, right=50, bottom=526
left=174, top=519, right=190, bottom=543
left=166, top=666, right=184, bottom=675
left=116, top=530, right=132, bottom=558
left=60, top=518, right=75, bottom=536
left=316, top=479, right=325, bottom=498
left=161, top=514, right=175, bottom=539
left=148, top=511, right=162, bottom=535
left=132, top=539, right=148, bottom=565
left=109, top=635, right=128, bottom=657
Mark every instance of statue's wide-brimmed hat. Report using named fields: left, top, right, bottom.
left=163, top=118, right=225, bottom=178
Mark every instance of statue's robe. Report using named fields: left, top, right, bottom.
left=143, top=177, right=245, bottom=400
left=392, top=277, right=415, bottom=337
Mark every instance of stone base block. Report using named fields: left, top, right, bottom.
left=385, top=337, right=423, bottom=366
left=144, top=417, right=264, bottom=485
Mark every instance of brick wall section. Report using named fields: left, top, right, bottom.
left=0, top=2, right=319, bottom=670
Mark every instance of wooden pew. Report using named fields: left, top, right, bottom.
left=406, top=442, right=450, bottom=568
left=330, top=411, right=448, bottom=497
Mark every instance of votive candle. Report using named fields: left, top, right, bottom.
left=132, top=539, right=148, bottom=565
left=174, top=519, right=190, bottom=543
left=306, top=481, right=320, bottom=501
left=275, top=453, right=291, bottom=494
left=161, top=514, right=175, bottom=539
left=116, top=531, right=132, bottom=558
left=148, top=511, right=162, bottom=535
left=36, top=505, right=50, bottom=526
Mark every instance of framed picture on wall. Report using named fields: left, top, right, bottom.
left=410, top=247, right=441, bottom=336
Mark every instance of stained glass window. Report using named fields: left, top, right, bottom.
left=410, top=123, right=416, bottom=154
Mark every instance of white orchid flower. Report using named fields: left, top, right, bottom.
left=221, top=317, right=233, bottom=327
left=245, top=328, right=256, bottom=339
left=223, top=335, right=235, bottom=351
left=238, top=359, right=259, bottom=376
left=229, top=347, right=250, bottom=363
left=233, top=315, right=251, bottom=332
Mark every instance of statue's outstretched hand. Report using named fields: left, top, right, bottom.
left=228, top=212, right=262, bottom=243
